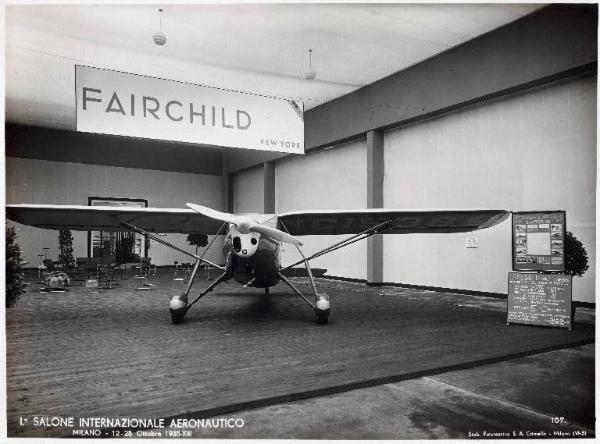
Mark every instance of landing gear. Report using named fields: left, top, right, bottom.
left=169, top=258, right=231, bottom=324
left=264, top=287, right=270, bottom=296
left=117, top=220, right=230, bottom=325
left=169, top=293, right=188, bottom=324
left=278, top=256, right=331, bottom=325
left=315, top=310, right=329, bottom=325
left=314, top=294, right=330, bottom=324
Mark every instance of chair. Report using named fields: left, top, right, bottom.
left=173, top=261, right=184, bottom=280
left=42, top=258, right=57, bottom=272
left=133, top=262, right=150, bottom=290
left=98, top=267, right=118, bottom=289
left=97, top=257, right=119, bottom=288
left=202, top=264, right=213, bottom=280
left=72, top=257, right=90, bottom=283
left=181, top=262, right=192, bottom=283
left=142, top=257, right=157, bottom=276
left=81, top=257, right=98, bottom=280
left=67, top=265, right=86, bottom=286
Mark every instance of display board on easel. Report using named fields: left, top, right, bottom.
left=512, top=211, right=566, bottom=272
left=507, top=272, right=572, bottom=330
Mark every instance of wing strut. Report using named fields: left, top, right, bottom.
left=295, top=244, right=319, bottom=297
left=277, top=258, right=331, bottom=325
left=277, top=272, right=316, bottom=308
left=118, top=220, right=226, bottom=271
left=276, top=216, right=406, bottom=324
left=118, top=219, right=231, bottom=324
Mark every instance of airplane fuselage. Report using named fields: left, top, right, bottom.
left=224, top=232, right=281, bottom=288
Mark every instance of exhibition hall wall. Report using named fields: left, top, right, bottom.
left=276, top=139, right=367, bottom=279
left=229, top=75, right=595, bottom=303
left=232, top=166, right=264, bottom=214
left=6, top=75, right=595, bottom=303
left=383, top=75, right=596, bottom=303
left=6, top=158, right=224, bottom=267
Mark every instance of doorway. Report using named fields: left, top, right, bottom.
left=87, top=197, right=148, bottom=263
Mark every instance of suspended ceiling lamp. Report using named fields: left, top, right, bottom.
left=304, top=49, right=316, bottom=80
left=153, top=8, right=167, bottom=46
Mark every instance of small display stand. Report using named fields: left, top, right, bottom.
left=134, top=274, right=151, bottom=290
left=86, top=278, right=101, bottom=294
left=37, top=254, right=46, bottom=280
left=133, top=257, right=154, bottom=290
left=173, top=263, right=192, bottom=283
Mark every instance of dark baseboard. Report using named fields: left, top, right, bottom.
left=321, top=274, right=368, bottom=285
left=321, top=274, right=595, bottom=309
left=383, top=281, right=508, bottom=300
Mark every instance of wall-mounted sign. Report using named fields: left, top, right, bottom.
left=512, top=211, right=566, bottom=272
left=75, top=65, right=304, bottom=154
left=507, top=272, right=572, bottom=329
left=465, top=235, right=479, bottom=248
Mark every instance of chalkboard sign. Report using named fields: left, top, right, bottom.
left=512, top=211, right=566, bottom=272
left=507, top=272, right=572, bottom=329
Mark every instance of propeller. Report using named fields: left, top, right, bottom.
left=186, top=203, right=303, bottom=246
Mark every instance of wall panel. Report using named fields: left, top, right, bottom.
left=6, top=157, right=224, bottom=267
left=232, top=166, right=264, bottom=214
left=383, top=76, right=596, bottom=302
left=275, top=139, right=367, bottom=279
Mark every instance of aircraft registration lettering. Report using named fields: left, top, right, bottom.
left=426, top=215, right=458, bottom=227
left=391, top=216, right=422, bottom=228
left=464, top=214, right=489, bottom=225
left=312, top=217, right=339, bottom=232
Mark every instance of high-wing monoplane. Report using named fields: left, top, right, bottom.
left=6, top=203, right=509, bottom=324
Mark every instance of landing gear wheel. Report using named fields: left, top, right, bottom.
left=264, top=288, right=270, bottom=296
left=169, top=293, right=188, bottom=324
left=314, top=294, right=330, bottom=325
left=170, top=307, right=188, bottom=324
left=315, top=308, right=330, bottom=325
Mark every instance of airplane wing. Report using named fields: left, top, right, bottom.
left=277, top=209, right=510, bottom=236
left=6, top=204, right=225, bottom=234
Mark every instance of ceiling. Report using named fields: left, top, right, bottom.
left=5, top=3, right=543, bottom=131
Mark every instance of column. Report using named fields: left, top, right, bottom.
left=367, top=130, right=384, bottom=284
left=263, top=161, right=275, bottom=214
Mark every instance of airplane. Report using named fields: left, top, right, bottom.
left=6, top=203, right=509, bottom=324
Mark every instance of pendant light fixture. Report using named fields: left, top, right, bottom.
left=153, top=8, right=167, bottom=46
left=304, top=49, right=316, bottom=80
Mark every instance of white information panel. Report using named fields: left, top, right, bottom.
left=76, top=65, right=304, bottom=154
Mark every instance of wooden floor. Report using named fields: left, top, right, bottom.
left=6, top=271, right=594, bottom=437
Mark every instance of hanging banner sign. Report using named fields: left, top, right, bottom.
left=75, top=65, right=304, bottom=154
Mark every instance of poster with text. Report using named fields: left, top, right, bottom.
left=512, top=211, right=566, bottom=272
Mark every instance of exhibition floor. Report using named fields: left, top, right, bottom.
left=6, top=270, right=595, bottom=438
left=183, top=343, right=594, bottom=439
